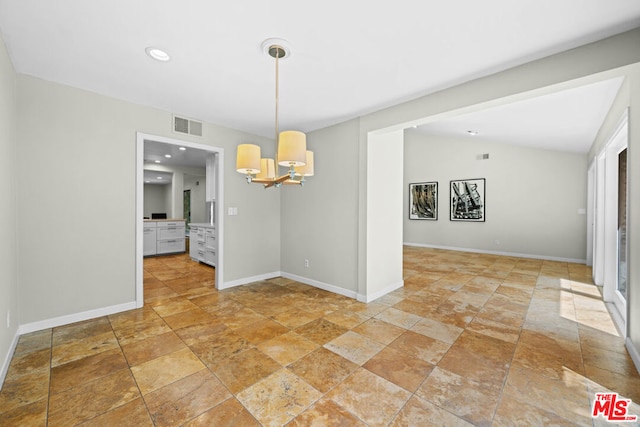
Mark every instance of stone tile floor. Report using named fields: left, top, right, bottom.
left=1, top=246, right=639, bottom=426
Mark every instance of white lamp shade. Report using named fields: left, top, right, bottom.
left=277, top=130, right=307, bottom=166
left=236, top=144, right=261, bottom=174
left=294, top=151, right=314, bottom=176
left=256, top=158, right=276, bottom=179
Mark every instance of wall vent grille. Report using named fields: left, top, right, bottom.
left=476, top=153, right=490, bottom=160
left=173, top=115, right=203, bottom=137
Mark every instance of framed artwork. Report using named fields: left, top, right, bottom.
left=409, top=182, right=438, bottom=220
left=450, top=178, right=485, bottom=222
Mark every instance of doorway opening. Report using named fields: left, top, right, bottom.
left=135, top=132, right=224, bottom=308
left=183, top=189, right=191, bottom=228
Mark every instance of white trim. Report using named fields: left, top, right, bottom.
left=136, top=132, right=225, bottom=303
left=0, top=330, right=20, bottom=390
left=221, top=271, right=362, bottom=301
left=17, top=301, right=137, bottom=336
left=136, top=137, right=144, bottom=307
left=404, top=242, right=586, bottom=264
left=281, top=272, right=358, bottom=300
left=1, top=301, right=136, bottom=389
left=605, top=301, right=625, bottom=337
left=219, top=272, right=282, bottom=290
left=586, top=161, right=595, bottom=267
left=601, top=111, right=628, bottom=324
left=626, top=338, right=640, bottom=376
left=594, top=151, right=606, bottom=285
left=357, top=280, right=404, bottom=303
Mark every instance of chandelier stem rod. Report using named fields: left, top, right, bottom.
left=274, top=48, right=280, bottom=181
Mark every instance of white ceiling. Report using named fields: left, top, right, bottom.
left=414, top=77, right=625, bottom=152
left=144, top=140, right=209, bottom=185
left=1, top=1, right=639, bottom=148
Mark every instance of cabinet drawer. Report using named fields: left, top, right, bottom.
left=157, top=221, right=185, bottom=228
left=143, top=222, right=157, bottom=228
left=143, top=228, right=157, bottom=256
left=158, top=226, right=184, bottom=240
left=205, top=248, right=217, bottom=265
left=157, top=238, right=185, bottom=254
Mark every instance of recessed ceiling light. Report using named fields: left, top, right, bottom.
left=145, top=47, right=171, bottom=62
left=164, top=154, right=172, bottom=158
left=145, top=180, right=150, bottom=183
left=179, top=147, right=186, bottom=151
left=467, top=130, right=479, bottom=136
left=157, top=177, right=163, bottom=180
left=155, top=160, right=161, bottom=163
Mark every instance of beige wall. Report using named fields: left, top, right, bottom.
left=280, top=118, right=360, bottom=294
left=16, top=75, right=281, bottom=326
left=143, top=184, right=168, bottom=218
left=183, top=174, right=207, bottom=224
left=404, top=133, right=588, bottom=261
left=0, top=31, right=18, bottom=384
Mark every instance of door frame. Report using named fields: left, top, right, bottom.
left=135, top=132, right=224, bottom=307
left=593, top=151, right=606, bottom=285
left=586, top=161, right=595, bottom=267
left=600, top=110, right=628, bottom=333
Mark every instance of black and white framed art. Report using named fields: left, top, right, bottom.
left=450, top=178, right=485, bottom=222
left=409, top=182, right=438, bottom=220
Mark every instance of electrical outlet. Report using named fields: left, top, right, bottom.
left=304, top=259, right=309, bottom=268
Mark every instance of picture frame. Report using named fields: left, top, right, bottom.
left=409, top=182, right=438, bottom=220
left=450, top=178, right=485, bottom=222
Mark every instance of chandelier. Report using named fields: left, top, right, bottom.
left=236, top=39, right=314, bottom=188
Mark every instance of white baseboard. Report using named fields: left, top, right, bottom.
left=219, top=271, right=282, bottom=290
left=2, top=300, right=136, bottom=390
left=223, top=270, right=402, bottom=304
left=281, top=272, right=358, bottom=300
left=626, top=338, right=640, bottom=376
left=17, top=301, right=138, bottom=336
left=0, top=330, right=20, bottom=391
left=404, top=242, right=586, bottom=264
left=357, top=280, right=404, bottom=303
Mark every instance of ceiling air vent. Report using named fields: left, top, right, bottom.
left=173, top=115, right=203, bottom=137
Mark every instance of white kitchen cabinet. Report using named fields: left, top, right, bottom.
left=157, top=239, right=185, bottom=254
left=156, top=220, right=185, bottom=254
left=189, top=223, right=216, bottom=267
left=190, top=225, right=205, bottom=261
left=143, top=222, right=157, bottom=256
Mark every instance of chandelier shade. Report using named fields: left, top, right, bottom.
left=294, top=151, right=314, bottom=177
left=236, top=144, right=261, bottom=174
left=277, top=130, right=307, bottom=167
left=255, top=158, right=276, bottom=179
